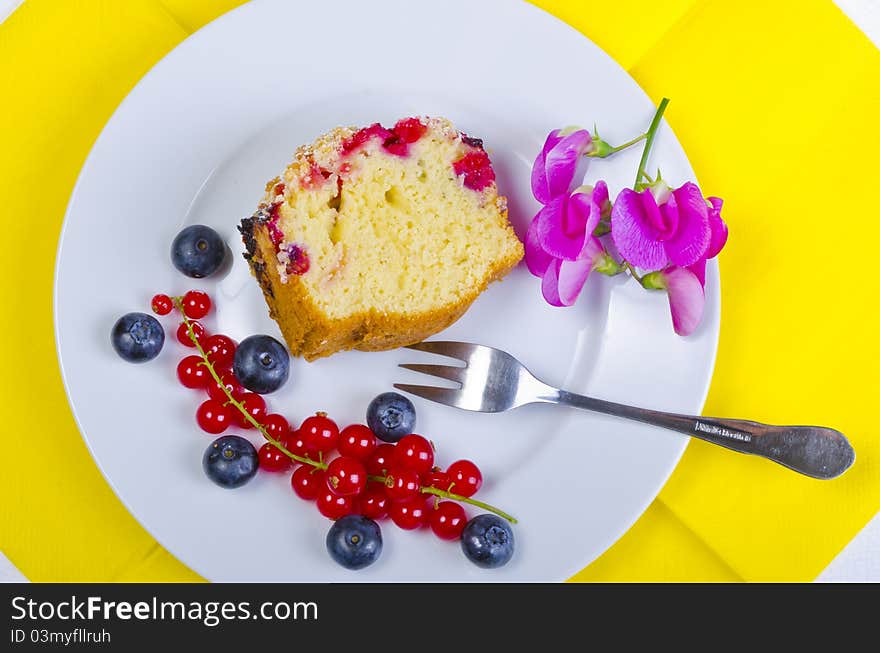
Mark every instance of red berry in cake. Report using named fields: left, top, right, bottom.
left=182, top=290, right=211, bottom=319
left=357, top=485, right=389, bottom=520
left=389, top=496, right=428, bottom=530
left=176, top=320, right=207, bottom=347
left=272, top=182, right=286, bottom=197
left=393, top=434, right=434, bottom=474
left=299, top=413, right=339, bottom=453
left=151, top=294, right=173, bottom=315
left=422, top=468, right=451, bottom=491
left=317, top=489, right=354, bottom=520
left=258, top=442, right=291, bottom=472
left=326, top=456, right=367, bottom=497
left=206, top=371, right=245, bottom=404
left=446, top=460, right=482, bottom=497
left=203, top=334, right=236, bottom=367
left=429, top=501, right=467, bottom=540
left=291, top=465, right=324, bottom=501
left=384, top=469, right=421, bottom=502
left=260, top=413, right=291, bottom=443
left=231, top=392, right=266, bottom=429
left=453, top=149, right=496, bottom=191
left=342, top=123, right=393, bottom=154
left=338, top=424, right=377, bottom=461
left=366, top=443, right=396, bottom=475
left=284, top=244, right=310, bottom=276
left=177, top=355, right=210, bottom=389
left=196, top=399, right=232, bottom=434
left=392, top=117, right=427, bottom=144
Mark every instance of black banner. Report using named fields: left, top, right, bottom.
left=2, top=583, right=876, bottom=648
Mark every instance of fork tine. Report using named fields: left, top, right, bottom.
left=393, top=383, right=462, bottom=408
left=398, top=363, right=466, bottom=384
left=404, top=341, right=476, bottom=361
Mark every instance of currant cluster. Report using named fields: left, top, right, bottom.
left=144, top=288, right=515, bottom=569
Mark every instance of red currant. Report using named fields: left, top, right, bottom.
left=231, top=393, right=266, bottom=429
left=337, top=424, right=376, bottom=461
left=366, top=443, right=396, bottom=475
left=447, top=460, right=482, bottom=497
left=182, top=290, right=211, bottom=319
left=291, top=465, right=324, bottom=500
left=206, top=371, right=245, bottom=403
left=299, top=413, right=339, bottom=453
left=151, top=293, right=172, bottom=315
left=177, top=320, right=207, bottom=347
left=389, top=496, right=428, bottom=530
left=422, top=468, right=451, bottom=491
left=357, top=485, right=389, bottom=520
left=203, top=334, right=236, bottom=367
left=393, top=434, right=434, bottom=474
left=196, top=399, right=232, bottom=434
left=260, top=413, right=291, bottom=443
left=316, top=489, right=354, bottom=520
left=258, top=442, right=291, bottom=472
left=177, top=355, right=210, bottom=389
left=325, top=456, right=367, bottom=496
left=281, top=430, right=316, bottom=460
left=384, top=468, right=421, bottom=502
left=429, top=501, right=467, bottom=540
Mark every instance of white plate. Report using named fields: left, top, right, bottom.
left=55, top=0, right=719, bottom=581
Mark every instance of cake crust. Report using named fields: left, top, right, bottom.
left=241, top=214, right=521, bottom=361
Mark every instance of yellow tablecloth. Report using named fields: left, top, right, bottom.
left=1, top=0, right=877, bottom=582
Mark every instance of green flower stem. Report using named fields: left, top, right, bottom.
left=606, top=132, right=647, bottom=155
left=634, top=97, right=670, bottom=187
left=175, top=298, right=517, bottom=523
left=624, top=263, right=647, bottom=287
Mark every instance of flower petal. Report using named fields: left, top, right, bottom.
left=610, top=188, right=669, bottom=271
left=524, top=214, right=553, bottom=277
left=664, top=266, right=705, bottom=336
left=541, top=259, right=564, bottom=307
left=688, top=257, right=707, bottom=287
left=705, top=196, right=728, bottom=259
left=557, top=258, right=593, bottom=306
left=663, top=182, right=711, bottom=268
left=535, top=195, right=583, bottom=260
left=531, top=129, right=591, bottom=204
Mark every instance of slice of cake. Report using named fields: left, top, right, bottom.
left=239, top=116, right=523, bottom=361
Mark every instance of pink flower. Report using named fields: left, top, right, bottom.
left=531, top=128, right=593, bottom=205
left=525, top=183, right=610, bottom=306
left=610, top=181, right=715, bottom=271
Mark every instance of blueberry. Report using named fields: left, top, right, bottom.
left=460, top=514, right=515, bottom=569
left=203, top=435, right=258, bottom=489
left=366, top=392, right=416, bottom=443
left=111, top=312, right=164, bottom=363
left=233, top=335, right=290, bottom=394
left=171, top=224, right=227, bottom=278
left=326, top=515, right=383, bottom=570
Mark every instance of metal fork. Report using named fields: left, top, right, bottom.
left=396, top=341, right=855, bottom=480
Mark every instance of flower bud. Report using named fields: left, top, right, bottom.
left=594, top=253, right=621, bottom=276
left=640, top=271, right=666, bottom=290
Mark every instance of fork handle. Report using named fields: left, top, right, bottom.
left=553, top=391, right=855, bottom=479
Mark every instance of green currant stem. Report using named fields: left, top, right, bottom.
left=420, top=487, right=518, bottom=524
left=174, top=298, right=517, bottom=524
left=634, top=97, right=670, bottom=187
left=172, top=296, right=325, bottom=470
